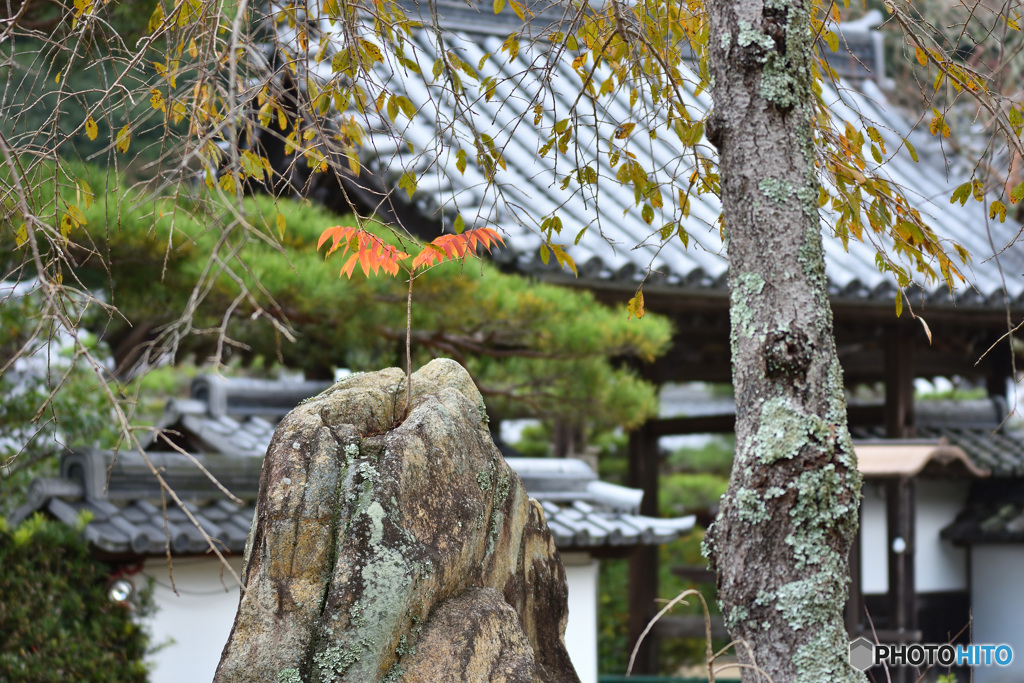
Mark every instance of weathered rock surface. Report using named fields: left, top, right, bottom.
left=215, top=359, right=580, bottom=683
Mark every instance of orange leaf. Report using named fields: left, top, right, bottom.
left=318, top=225, right=408, bottom=278
left=412, top=228, right=504, bottom=269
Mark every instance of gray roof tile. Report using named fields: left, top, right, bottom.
left=302, top=15, right=1024, bottom=308
left=16, top=375, right=693, bottom=555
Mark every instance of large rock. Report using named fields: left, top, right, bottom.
left=215, top=359, right=580, bottom=683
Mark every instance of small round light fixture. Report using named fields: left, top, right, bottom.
left=108, top=578, right=135, bottom=604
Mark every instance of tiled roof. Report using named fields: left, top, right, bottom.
left=13, top=376, right=693, bottom=555
left=942, top=502, right=1024, bottom=545
left=292, top=7, right=1024, bottom=309
left=850, top=425, right=1024, bottom=478
left=659, top=389, right=1024, bottom=478
left=941, top=480, right=1024, bottom=545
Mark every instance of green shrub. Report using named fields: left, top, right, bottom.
left=0, top=514, right=152, bottom=682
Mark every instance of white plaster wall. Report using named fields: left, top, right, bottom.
left=860, top=480, right=967, bottom=594
left=142, top=553, right=601, bottom=683
left=914, top=480, right=967, bottom=592
left=562, top=553, right=600, bottom=683
left=861, top=482, right=889, bottom=594
left=142, top=556, right=244, bottom=683
left=970, top=546, right=1024, bottom=683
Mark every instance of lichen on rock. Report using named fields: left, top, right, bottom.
left=215, top=359, right=579, bottom=683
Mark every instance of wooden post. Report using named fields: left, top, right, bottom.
left=884, top=327, right=916, bottom=682
left=886, top=476, right=916, bottom=683
left=884, top=328, right=915, bottom=439
left=627, top=423, right=659, bottom=674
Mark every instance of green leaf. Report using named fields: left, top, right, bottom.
left=331, top=49, right=350, bottom=74
left=398, top=171, right=418, bottom=199
left=1011, top=181, right=1024, bottom=205
left=904, top=138, right=918, bottom=163
left=1010, top=107, right=1023, bottom=136
left=950, top=182, right=971, bottom=206
left=148, top=2, right=164, bottom=33
left=456, top=149, right=467, bottom=175
left=453, top=214, right=466, bottom=233
left=641, top=204, right=654, bottom=225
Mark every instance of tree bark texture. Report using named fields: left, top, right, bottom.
left=215, top=359, right=580, bottom=683
left=702, top=1, right=865, bottom=681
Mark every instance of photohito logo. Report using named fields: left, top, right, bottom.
left=849, top=637, right=1014, bottom=671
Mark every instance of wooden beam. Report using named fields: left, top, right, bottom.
left=627, top=424, right=659, bottom=674
left=648, top=414, right=735, bottom=436
left=654, top=615, right=729, bottom=640
left=646, top=404, right=891, bottom=439
left=671, top=565, right=717, bottom=583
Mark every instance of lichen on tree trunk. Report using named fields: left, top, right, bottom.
left=701, top=0, right=865, bottom=680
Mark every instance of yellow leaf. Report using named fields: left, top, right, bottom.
left=149, top=89, right=166, bottom=112
left=360, top=39, right=383, bottom=65
left=78, top=179, right=94, bottom=210
left=188, top=39, right=198, bottom=59
left=60, top=214, right=74, bottom=239
left=551, top=244, right=577, bottom=276
left=14, top=223, right=28, bottom=248
left=494, top=0, right=505, bottom=13
left=67, top=204, right=87, bottom=227
left=627, top=290, right=645, bottom=320
left=915, top=47, right=928, bottom=66
left=989, top=200, right=1007, bottom=222
left=346, top=151, right=361, bottom=176
left=115, top=125, right=131, bottom=153
left=85, top=117, right=98, bottom=141
left=55, top=71, right=61, bottom=84
left=614, top=122, right=636, bottom=139
left=825, top=31, right=838, bottom=53
left=148, top=2, right=164, bottom=33
left=276, top=213, right=287, bottom=239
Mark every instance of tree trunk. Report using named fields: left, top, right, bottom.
left=702, top=1, right=865, bottom=681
